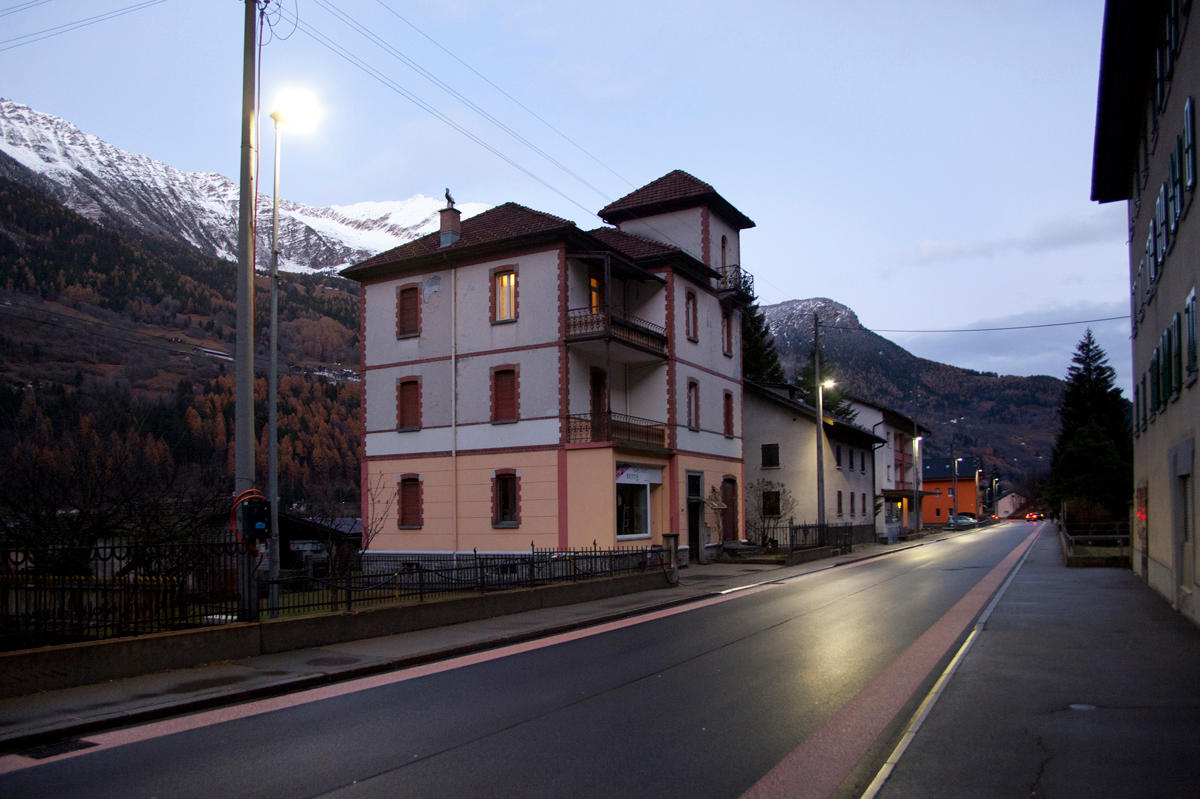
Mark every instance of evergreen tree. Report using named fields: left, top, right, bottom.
left=741, top=301, right=785, bottom=384
left=791, top=342, right=857, bottom=422
left=1048, top=330, right=1132, bottom=518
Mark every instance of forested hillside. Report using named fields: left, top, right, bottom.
left=0, top=175, right=362, bottom=540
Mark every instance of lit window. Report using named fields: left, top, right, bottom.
left=494, top=269, right=516, bottom=322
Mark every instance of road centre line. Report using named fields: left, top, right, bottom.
left=740, top=528, right=1040, bottom=799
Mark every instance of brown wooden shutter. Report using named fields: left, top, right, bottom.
left=398, top=380, right=419, bottom=429
left=399, top=479, right=421, bottom=527
left=397, top=286, right=419, bottom=337
left=723, top=392, right=733, bottom=436
left=493, top=369, right=516, bottom=421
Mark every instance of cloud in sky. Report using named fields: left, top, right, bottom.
left=903, top=206, right=1127, bottom=266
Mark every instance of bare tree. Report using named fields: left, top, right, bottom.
left=745, top=479, right=797, bottom=548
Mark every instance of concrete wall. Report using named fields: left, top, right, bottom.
left=0, top=571, right=671, bottom=698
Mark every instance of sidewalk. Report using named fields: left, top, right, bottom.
left=873, top=526, right=1200, bottom=798
left=0, top=537, right=923, bottom=755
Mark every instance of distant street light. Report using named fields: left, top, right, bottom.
left=912, top=435, right=923, bottom=533
left=816, top=378, right=835, bottom=527
left=267, top=90, right=319, bottom=618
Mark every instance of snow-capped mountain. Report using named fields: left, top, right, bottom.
left=0, top=98, right=488, bottom=273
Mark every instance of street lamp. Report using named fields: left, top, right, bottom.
left=267, top=90, right=319, bottom=618
left=912, top=435, right=923, bottom=533
left=952, top=456, right=963, bottom=521
left=815, top=378, right=835, bottom=527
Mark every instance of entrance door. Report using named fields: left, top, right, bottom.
left=590, top=369, right=607, bottom=442
left=687, top=473, right=703, bottom=563
left=721, top=477, right=739, bottom=542
left=1176, top=474, right=1193, bottom=604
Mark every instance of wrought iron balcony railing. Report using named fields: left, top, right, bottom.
left=566, top=411, right=670, bottom=450
left=719, top=264, right=754, bottom=300
left=565, top=306, right=667, bottom=355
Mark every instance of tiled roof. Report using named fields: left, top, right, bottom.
left=598, top=170, right=755, bottom=229
left=585, top=227, right=682, bottom=260
left=345, top=202, right=577, bottom=275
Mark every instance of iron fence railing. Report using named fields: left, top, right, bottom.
left=746, top=519, right=876, bottom=552
left=719, top=264, right=754, bottom=298
left=565, top=411, right=670, bottom=450
left=565, top=306, right=667, bottom=354
left=0, top=542, right=668, bottom=651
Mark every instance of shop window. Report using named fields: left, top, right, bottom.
left=617, top=483, right=650, bottom=538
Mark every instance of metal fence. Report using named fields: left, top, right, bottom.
left=747, top=519, right=877, bottom=552
left=0, top=542, right=668, bottom=651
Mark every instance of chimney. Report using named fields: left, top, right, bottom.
left=439, top=207, right=461, bottom=248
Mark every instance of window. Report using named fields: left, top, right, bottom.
left=396, top=285, right=420, bottom=338
left=617, top=483, right=650, bottom=538
left=1133, top=384, right=1141, bottom=438
left=761, top=443, right=780, bottom=468
left=850, top=492, right=856, bottom=516
left=396, top=378, right=421, bottom=431
left=685, top=291, right=698, bottom=341
left=492, top=267, right=517, bottom=322
left=588, top=267, right=605, bottom=313
left=721, top=311, right=733, bottom=356
left=687, top=380, right=700, bottom=431
left=887, top=464, right=892, bottom=481
left=863, top=493, right=868, bottom=516
left=835, top=445, right=843, bottom=469
left=1141, top=373, right=1148, bottom=430
left=492, top=366, right=518, bottom=422
left=492, top=470, right=520, bottom=528
left=836, top=490, right=843, bottom=517
left=762, top=490, right=781, bottom=517
left=398, top=475, right=422, bottom=528
left=860, top=452, right=866, bottom=473
left=1147, top=231, right=1159, bottom=287
left=1169, top=145, right=1181, bottom=232
left=723, top=391, right=734, bottom=437
left=1185, top=97, right=1196, bottom=191
left=1172, top=312, right=1183, bottom=395
left=1186, top=288, right=1198, bottom=375
left=935, top=507, right=942, bottom=518
left=1157, top=183, right=1169, bottom=260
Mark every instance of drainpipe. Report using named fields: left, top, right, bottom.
left=452, top=268, right=459, bottom=557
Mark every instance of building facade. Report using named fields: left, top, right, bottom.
left=921, top=456, right=981, bottom=525
left=342, top=171, right=754, bottom=560
left=1092, top=0, right=1199, bottom=622
left=743, top=382, right=881, bottom=543
left=849, top=397, right=929, bottom=539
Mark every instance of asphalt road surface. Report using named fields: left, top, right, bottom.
left=0, top=523, right=1038, bottom=799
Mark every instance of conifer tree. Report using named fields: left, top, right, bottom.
left=1048, top=329, right=1132, bottom=518
left=741, top=301, right=785, bottom=384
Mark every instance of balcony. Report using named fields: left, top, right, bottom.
left=566, top=411, right=670, bottom=452
left=565, top=306, right=667, bottom=358
left=719, top=264, right=754, bottom=305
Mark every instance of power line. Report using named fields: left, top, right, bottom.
left=0, top=0, right=166, bottom=52
left=826, top=315, right=1128, bottom=335
left=369, top=0, right=634, bottom=189
left=0, top=0, right=55, bottom=19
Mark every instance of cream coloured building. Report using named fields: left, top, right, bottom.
left=342, top=171, right=754, bottom=560
left=1092, top=1, right=1199, bottom=622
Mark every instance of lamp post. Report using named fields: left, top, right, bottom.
left=815, top=378, right=835, bottom=527
left=912, top=435, right=922, bottom=533
left=266, top=91, right=318, bottom=618
left=952, top=456, right=963, bottom=521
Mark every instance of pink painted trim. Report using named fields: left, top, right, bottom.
left=557, top=448, right=569, bottom=549
left=701, top=206, right=711, bottom=266
left=673, top=357, right=742, bottom=383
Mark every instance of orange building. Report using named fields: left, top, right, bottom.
left=921, top=456, right=981, bottom=524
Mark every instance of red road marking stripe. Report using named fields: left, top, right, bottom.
left=741, top=529, right=1039, bottom=799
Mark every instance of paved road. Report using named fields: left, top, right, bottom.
left=0, top=524, right=1037, bottom=798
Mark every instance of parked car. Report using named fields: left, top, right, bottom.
left=945, top=515, right=978, bottom=529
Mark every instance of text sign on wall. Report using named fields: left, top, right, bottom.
left=616, top=464, right=663, bottom=485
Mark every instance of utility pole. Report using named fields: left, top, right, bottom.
left=814, top=312, right=826, bottom=528
left=235, top=0, right=259, bottom=622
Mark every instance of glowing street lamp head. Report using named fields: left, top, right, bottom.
left=270, top=89, right=320, bottom=130
left=821, top=379, right=836, bottom=389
